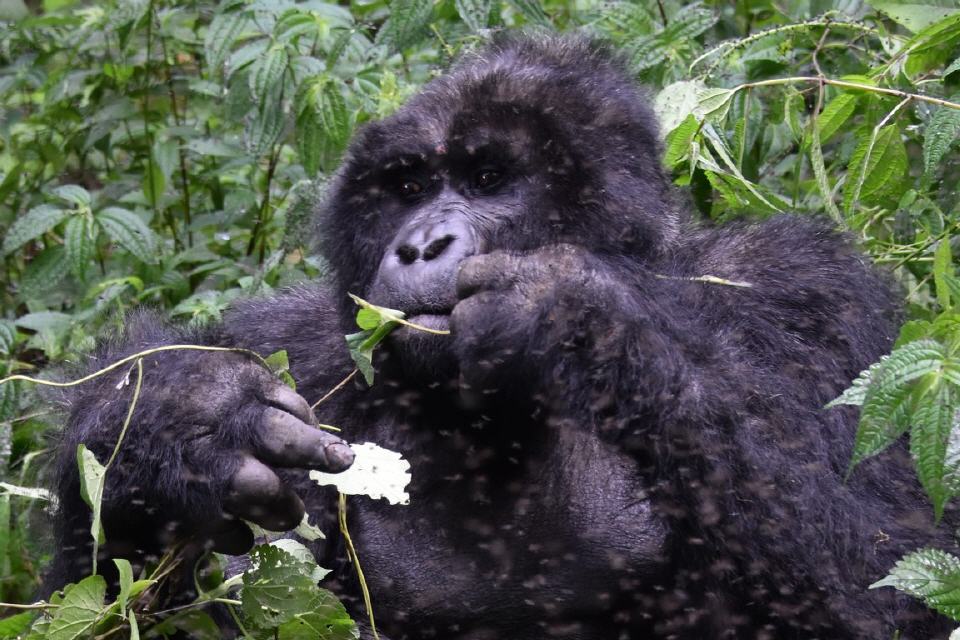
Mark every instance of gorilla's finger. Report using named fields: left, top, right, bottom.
left=254, top=407, right=355, bottom=472
left=224, top=455, right=306, bottom=531
left=263, top=383, right=316, bottom=426
left=207, top=517, right=255, bottom=555
left=456, top=252, right=522, bottom=299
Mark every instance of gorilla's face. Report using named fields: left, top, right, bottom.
left=322, top=37, right=677, bottom=379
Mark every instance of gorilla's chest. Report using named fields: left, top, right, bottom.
left=348, top=415, right=667, bottom=635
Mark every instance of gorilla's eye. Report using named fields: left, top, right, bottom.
left=398, top=179, right=423, bottom=198
left=473, top=169, right=503, bottom=190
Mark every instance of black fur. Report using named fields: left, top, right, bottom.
left=47, top=35, right=955, bottom=638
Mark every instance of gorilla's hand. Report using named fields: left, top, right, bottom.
left=82, top=350, right=354, bottom=555
left=451, top=244, right=623, bottom=402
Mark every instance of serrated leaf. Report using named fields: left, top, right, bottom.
left=456, top=0, right=491, bottom=31
left=935, top=239, right=955, bottom=311
left=1, top=204, right=69, bottom=255
left=264, top=349, right=296, bottom=389
left=242, top=545, right=318, bottom=629
left=64, top=215, right=96, bottom=281
left=47, top=575, right=107, bottom=640
left=377, top=0, right=434, bottom=52
left=843, top=125, right=908, bottom=213
left=250, top=43, right=288, bottom=106
left=51, top=184, right=91, bottom=207
left=816, top=93, right=858, bottom=144
left=872, top=548, right=960, bottom=619
left=245, top=101, right=285, bottom=157
left=910, top=384, right=960, bottom=519
left=923, top=93, right=960, bottom=177
left=0, top=320, right=15, bottom=355
left=507, top=0, right=549, bottom=26
left=205, top=12, right=249, bottom=73
left=663, top=114, right=699, bottom=167
left=21, top=246, right=69, bottom=295
left=268, top=539, right=330, bottom=582
left=96, top=207, right=158, bottom=264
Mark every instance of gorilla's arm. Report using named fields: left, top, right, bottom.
left=452, top=216, right=946, bottom=633
left=46, top=285, right=355, bottom=593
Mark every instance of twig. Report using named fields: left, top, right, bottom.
left=311, top=368, right=358, bottom=410
left=339, top=493, right=378, bottom=640
left=732, top=76, right=960, bottom=111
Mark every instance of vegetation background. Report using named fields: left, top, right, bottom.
left=2, top=0, right=960, bottom=637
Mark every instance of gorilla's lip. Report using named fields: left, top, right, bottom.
left=404, top=312, right=452, bottom=332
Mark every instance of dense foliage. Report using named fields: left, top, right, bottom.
left=2, top=0, right=960, bottom=636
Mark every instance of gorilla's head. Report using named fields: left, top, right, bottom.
left=321, top=35, right=678, bottom=377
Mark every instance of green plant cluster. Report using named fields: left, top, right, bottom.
left=2, top=0, right=960, bottom=636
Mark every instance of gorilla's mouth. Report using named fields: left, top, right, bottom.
left=404, top=311, right=452, bottom=333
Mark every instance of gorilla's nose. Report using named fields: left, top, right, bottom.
left=374, top=217, right=477, bottom=311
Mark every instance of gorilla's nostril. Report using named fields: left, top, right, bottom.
left=423, top=234, right=456, bottom=261
left=397, top=244, right=419, bottom=264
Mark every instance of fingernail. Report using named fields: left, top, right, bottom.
left=324, top=442, right=355, bottom=472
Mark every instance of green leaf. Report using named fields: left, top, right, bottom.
left=275, top=589, right=358, bottom=640
left=0, top=612, right=37, bottom=638
left=51, top=184, right=91, bottom=208
left=455, top=0, right=491, bottom=31
left=64, top=215, right=96, bottom=281
left=76, top=444, right=106, bottom=546
left=47, top=575, right=107, bottom=640
left=935, top=240, right=955, bottom=311
left=21, top=246, right=69, bottom=295
left=128, top=610, right=140, bottom=640
left=654, top=81, right=701, bottom=137
left=872, top=548, right=960, bottom=619
left=264, top=349, right=296, bottom=390
left=911, top=384, right=960, bottom=519
left=143, top=160, right=165, bottom=205
left=694, top=87, right=735, bottom=123
left=250, top=43, right=289, bottom=106
left=96, top=207, right=158, bottom=264
left=843, top=125, right=908, bottom=213
left=1, top=204, right=69, bottom=255
left=115, top=558, right=134, bottom=616
left=871, top=2, right=960, bottom=33
left=152, top=138, right=179, bottom=184
left=245, top=101, right=285, bottom=157
left=663, top=114, right=699, bottom=168
left=923, top=93, right=960, bottom=177
left=816, top=93, right=858, bottom=144
left=904, top=12, right=960, bottom=54
left=377, top=0, right=434, bottom=52
left=205, top=12, right=249, bottom=73
left=507, top=0, right=550, bottom=26
left=269, top=539, right=330, bottom=582
left=345, top=330, right=377, bottom=386
left=0, top=320, right=15, bottom=355
left=242, top=544, right=319, bottom=629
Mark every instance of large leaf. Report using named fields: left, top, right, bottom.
left=816, top=93, right=858, bottom=144
left=455, top=0, right=492, bottom=31
left=923, top=93, right=960, bottom=177
left=96, top=207, right=158, bottom=264
left=242, top=545, right=319, bottom=629
left=910, top=384, right=960, bottom=519
left=872, top=548, right=960, bottom=619
left=47, top=575, right=107, bottom=640
left=871, top=2, right=960, bottom=33
left=843, top=125, right=908, bottom=213
left=63, top=215, right=96, bottom=280
left=20, top=246, right=69, bottom=295
left=249, top=43, right=289, bottom=106
left=275, top=590, right=358, bottom=640
left=1, top=204, right=69, bottom=255
left=205, top=11, right=249, bottom=72
left=377, top=0, right=434, bottom=52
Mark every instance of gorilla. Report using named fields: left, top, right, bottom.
left=47, top=35, right=954, bottom=638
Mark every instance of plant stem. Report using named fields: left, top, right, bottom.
left=159, top=33, right=194, bottom=247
